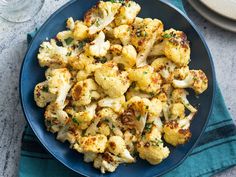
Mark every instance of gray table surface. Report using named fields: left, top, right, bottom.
left=0, top=0, right=235, bottom=176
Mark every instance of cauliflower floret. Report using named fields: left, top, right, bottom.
left=68, top=53, right=95, bottom=70
left=74, top=134, right=107, bottom=153
left=120, top=96, right=151, bottom=134
left=34, top=81, right=56, bottom=107
left=109, top=44, right=123, bottom=56
left=38, top=39, right=69, bottom=67
left=84, top=152, right=97, bottom=163
left=85, top=108, right=119, bottom=136
left=137, top=125, right=170, bottom=165
left=163, top=112, right=195, bottom=146
left=94, top=150, right=134, bottom=174
left=125, top=87, right=152, bottom=100
left=131, top=18, right=163, bottom=67
left=107, top=136, right=135, bottom=163
left=171, top=88, right=197, bottom=113
left=71, top=78, right=100, bottom=106
left=94, top=62, right=131, bottom=98
left=76, top=63, right=102, bottom=81
left=128, top=66, right=162, bottom=93
left=84, top=1, right=121, bottom=35
left=44, top=102, right=69, bottom=133
left=113, top=45, right=137, bottom=69
left=151, top=57, right=177, bottom=83
left=89, top=31, right=110, bottom=57
left=68, top=103, right=97, bottom=130
left=93, top=153, right=118, bottom=173
left=148, top=98, right=163, bottom=117
left=113, top=25, right=131, bottom=45
left=149, top=29, right=190, bottom=66
left=98, top=96, right=125, bottom=113
left=46, top=68, right=72, bottom=108
left=72, top=20, right=88, bottom=40
left=98, top=123, right=111, bottom=136
left=170, top=103, right=185, bottom=120
left=66, top=17, right=75, bottom=30
left=56, top=31, right=73, bottom=46
left=115, top=1, right=141, bottom=25
left=172, top=70, right=208, bottom=94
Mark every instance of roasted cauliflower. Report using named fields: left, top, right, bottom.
left=149, top=29, right=190, bottom=66
left=163, top=112, right=195, bottom=146
left=34, top=0, right=208, bottom=173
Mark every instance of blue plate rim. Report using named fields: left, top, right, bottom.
left=19, top=0, right=216, bottom=176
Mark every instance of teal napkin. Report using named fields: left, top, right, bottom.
left=19, top=1, right=236, bottom=177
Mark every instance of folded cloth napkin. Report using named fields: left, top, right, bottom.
left=19, top=1, right=236, bottom=177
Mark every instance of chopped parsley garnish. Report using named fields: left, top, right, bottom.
left=144, top=123, right=152, bottom=132
left=96, top=57, right=107, bottom=64
left=95, top=19, right=100, bottom=27
left=66, top=51, right=72, bottom=56
left=72, top=117, right=80, bottom=125
left=143, top=71, right=148, bottom=74
left=42, top=86, right=49, bottom=92
left=150, top=140, right=163, bottom=146
left=65, top=37, right=74, bottom=45
left=110, top=0, right=125, bottom=4
left=162, top=33, right=173, bottom=38
left=78, top=40, right=86, bottom=50
left=136, top=115, right=141, bottom=121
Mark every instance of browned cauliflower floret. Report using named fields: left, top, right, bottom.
left=74, top=134, right=107, bottom=153
left=71, top=78, right=100, bottom=106
left=38, top=39, right=69, bottom=67
left=128, top=65, right=162, bottom=93
left=94, top=62, right=131, bottom=98
left=137, top=125, right=170, bottom=165
left=66, top=103, right=97, bottom=130
left=171, top=88, right=197, bottom=113
left=163, top=112, right=195, bottom=146
left=172, top=70, right=208, bottom=94
left=115, top=1, right=141, bottom=25
left=68, top=53, right=95, bottom=70
left=113, top=25, right=131, bottom=45
left=113, top=45, right=137, bottom=69
left=170, top=103, right=185, bottom=120
left=84, top=1, right=121, bottom=35
left=98, top=96, right=125, bottom=114
left=107, top=136, right=135, bottom=162
left=120, top=96, right=152, bottom=134
left=88, top=31, right=110, bottom=57
left=46, top=68, right=72, bottom=108
left=149, top=29, right=190, bottom=66
left=34, top=81, right=56, bottom=107
left=44, top=102, right=69, bottom=133
left=131, top=18, right=163, bottom=67
left=72, top=20, right=89, bottom=40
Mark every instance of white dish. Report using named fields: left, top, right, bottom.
left=200, top=0, right=236, bottom=21
left=188, top=0, right=236, bottom=32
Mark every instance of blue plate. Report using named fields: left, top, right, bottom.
left=19, top=0, right=216, bottom=176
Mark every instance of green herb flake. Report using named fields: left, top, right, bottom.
left=143, top=71, right=148, bottom=75
left=144, top=123, right=152, bottom=132
left=95, top=19, right=100, bottom=27
left=72, top=117, right=80, bottom=125
left=42, top=86, right=49, bottom=92
left=136, top=115, right=141, bottom=121
left=162, top=33, right=172, bottom=38
left=65, top=37, right=74, bottom=45
left=66, top=51, right=72, bottom=56
left=78, top=41, right=86, bottom=50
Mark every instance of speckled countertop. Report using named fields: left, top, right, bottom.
left=0, top=0, right=235, bottom=176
